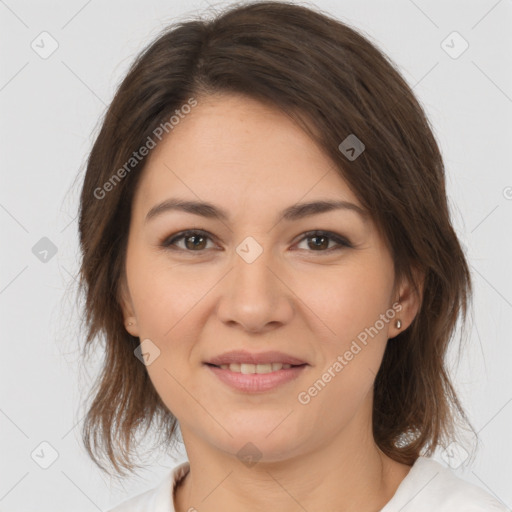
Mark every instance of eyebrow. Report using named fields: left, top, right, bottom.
left=145, top=197, right=369, bottom=224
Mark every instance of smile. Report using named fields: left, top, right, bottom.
left=205, top=363, right=308, bottom=392
left=215, top=362, right=296, bottom=374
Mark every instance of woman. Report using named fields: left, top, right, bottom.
left=77, top=1, right=508, bottom=510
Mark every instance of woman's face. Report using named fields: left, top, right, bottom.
left=120, top=93, right=417, bottom=462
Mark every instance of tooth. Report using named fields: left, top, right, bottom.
left=240, top=363, right=256, bottom=374
left=220, top=362, right=297, bottom=373
left=256, top=363, right=273, bottom=374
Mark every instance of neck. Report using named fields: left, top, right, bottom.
left=174, top=414, right=411, bottom=512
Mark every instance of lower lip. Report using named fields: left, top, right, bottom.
left=205, top=364, right=308, bottom=392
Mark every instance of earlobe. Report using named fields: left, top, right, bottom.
left=124, top=317, right=139, bottom=337
left=391, top=267, right=424, bottom=338
left=118, top=275, right=140, bottom=337
left=387, top=303, right=403, bottom=340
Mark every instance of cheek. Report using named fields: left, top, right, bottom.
left=127, top=247, right=208, bottom=338
left=295, top=310, right=390, bottom=439
left=125, top=252, right=212, bottom=412
left=295, top=262, right=393, bottom=406
left=299, top=259, right=394, bottom=344
left=131, top=273, right=201, bottom=418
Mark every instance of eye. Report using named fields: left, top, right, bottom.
left=161, top=229, right=352, bottom=254
left=294, top=230, right=353, bottom=252
left=162, top=229, right=216, bottom=252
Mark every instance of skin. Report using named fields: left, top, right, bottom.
left=120, top=93, right=422, bottom=512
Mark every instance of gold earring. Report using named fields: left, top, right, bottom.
left=396, top=319, right=402, bottom=329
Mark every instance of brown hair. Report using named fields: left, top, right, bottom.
left=77, top=0, right=474, bottom=477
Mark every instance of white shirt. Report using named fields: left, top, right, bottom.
left=108, top=457, right=509, bottom=511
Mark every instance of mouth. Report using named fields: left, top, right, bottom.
left=205, top=362, right=307, bottom=374
left=204, top=362, right=309, bottom=392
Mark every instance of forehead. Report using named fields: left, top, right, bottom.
left=132, top=93, right=361, bottom=216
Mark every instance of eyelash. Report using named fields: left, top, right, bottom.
left=161, top=229, right=353, bottom=255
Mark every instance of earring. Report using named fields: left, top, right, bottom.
left=396, top=319, right=402, bottom=329
left=127, top=321, right=134, bottom=326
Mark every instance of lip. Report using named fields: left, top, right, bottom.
left=206, top=363, right=308, bottom=392
left=205, top=350, right=307, bottom=366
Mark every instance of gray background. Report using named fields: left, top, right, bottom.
left=1, top=0, right=511, bottom=510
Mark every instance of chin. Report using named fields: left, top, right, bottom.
left=211, top=422, right=307, bottom=462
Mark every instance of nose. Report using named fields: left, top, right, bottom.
left=216, top=241, right=294, bottom=334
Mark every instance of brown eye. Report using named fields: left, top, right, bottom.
left=296, top=230, right=352, bottom=252
left=184, top=233, right=207, bottom=250
left=307, top=234, right=330, bottom=250
left=163, top=230, right=215, bottom=251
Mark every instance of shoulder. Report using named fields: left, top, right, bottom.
left=382, top=457, right=510, bottom=512
left=107, top=461, right=190, bottom=512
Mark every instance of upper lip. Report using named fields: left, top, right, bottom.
left=205, top=350, right=308, bottom=366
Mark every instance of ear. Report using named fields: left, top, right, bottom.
left=388, top=266, right=424, bottom=339
left=118, top=273, right=140, bottom=338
